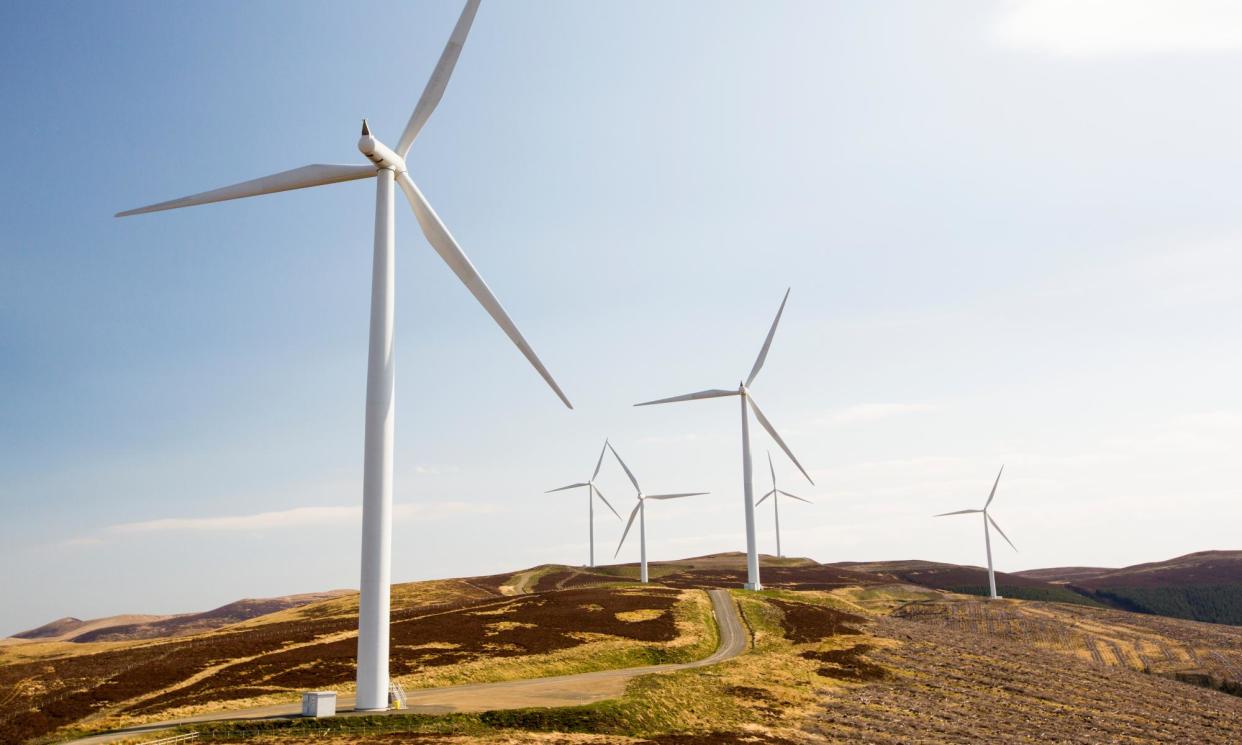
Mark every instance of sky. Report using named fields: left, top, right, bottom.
left=2, top=0, right=1241, bottom=636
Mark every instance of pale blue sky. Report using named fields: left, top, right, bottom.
left=3, top=1, right=1241, bottom=635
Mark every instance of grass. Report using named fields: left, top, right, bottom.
left=945, top=584, right=1106, bottom=607
left=829, top=584, right=948, bottom=614
left=503, top=591, right=865, bottom=739
left=393, top=588, right=719, bottom=689
left=14, top=586, right=708, bottom=743
left=66, top=589, right=867, bottom=744
left=171, top=590, right=838, bottom=743
left=85, top=584, right=1242, bottom=745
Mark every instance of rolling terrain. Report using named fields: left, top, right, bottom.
left=4, top=552, right=1242, bottom=744
left=1015, top=550, right=1242, bottom=625
left=8, top=592, right=352, bottom=644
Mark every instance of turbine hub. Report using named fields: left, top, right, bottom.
left=358, top=128, right=407, bottom=173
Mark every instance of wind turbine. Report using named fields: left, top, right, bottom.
left=608, top=444, right=708, bottom=583
left=934, top=466, right=1016, bottom=600
left=115, top=1, right=572, bottom=711
left=635, top=289, right=811, bottom=591
left=546, top=440, right=622, bottom=568
left=756, top=451, right=812, bottom=559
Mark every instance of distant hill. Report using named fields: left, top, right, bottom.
left=12, top=550, right=1241, bottom=647
left=1014, top=550, right=1242, bottom=625
left=828, top=552, right=1242, bottom=626
left=9, top=591, right=351, bottom=643
left=828, top=559, right=1103, bottom=607
left=12, top=616, right=88, bottom=640
left=11, top=613, right=174, bottom=642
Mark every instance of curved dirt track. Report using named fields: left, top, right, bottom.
left=67, top=589, right=746, bottom=745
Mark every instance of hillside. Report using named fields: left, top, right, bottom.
left=1015, top=550, right=1242, bottom=625
left=8, top=591, right=351, bottom=644
left=828, top=559, right=1103, bottom=606
left=4, top=554, right=1242, bottom=744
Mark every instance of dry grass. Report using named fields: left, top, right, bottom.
left=614, top=610, right=663, bottom=623
left=18, top=579, right=1242, bottom=745
left=394, top=589, right=718, bottom=690
left=892, top=595, right=1242, bottom=685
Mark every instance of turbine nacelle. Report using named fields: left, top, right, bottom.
left=358, top=121, right=407, bottom=173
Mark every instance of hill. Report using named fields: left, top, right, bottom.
left=828, top=559, right=1104, bottom=606
left=4, top=554, right=1242, bottom=745
left=8, top=591, right=350, bottom=644
left=1014, top=550, right=1242, bottom=625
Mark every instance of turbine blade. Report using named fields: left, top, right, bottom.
left=614, top=502, right=641, bottom=557
left=116, top=164, right=376, bottom=217
left=984, top=464, right=1004, bottom=509
left=745, top=288, right=790, bottom=387
left=634, top=389, right=738, bottom=407
left=644, top=492, right=708, bottom=500
left=397, top=172, right=571, bottom=408
left=747, top=395, right=813, bottom=485
left=767, top=450, right=776, bottom=489
left=592, top=485, right=621, bottom=520
left=545, top=482, right=588, bottom=493
left=988, top=514, right=1018, bottom=552
left=591, top=439, right=609, bottom=481
left=933, top=509, right=981, bottom=517
left=396, top=0, right=482, bottom=155
left=779, top=490, right=812, bottom=504
left=607, top=442, right=641, bottom=494
left=756, top=489, right=775, bottom=506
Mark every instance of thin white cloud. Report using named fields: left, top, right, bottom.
left=635, top=432, right=712, bottom=445
left=413, top=464, right=460, bottom=476
left=56, top=536, right=105, bottom=548
left=992, top=0, right=1242, bottom=57
left=103, top=501, right=496, bottom=535
left=827, top=403, right=938, bottom=425
left=1134, top=240, right=1242, bottom=307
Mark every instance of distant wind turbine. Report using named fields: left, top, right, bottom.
left=609, top=444, right=708, bottom=583
left=934, top=466, right=1017, bottom=600
left=546, top=440, right=622, bottom=568
left=756, top=451, right=812, bottom=559
left=115, top=1, right=572, bottom=712
left=635, top=289, right=811, bottom=591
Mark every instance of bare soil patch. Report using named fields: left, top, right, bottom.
left=808, top=614, right=1242, bottom=743
left=799, top=644, right=886, bottom=681
left=767, top=599, right=863, bottom=644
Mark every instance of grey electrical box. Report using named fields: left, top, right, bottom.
left=301, top=691, right=337, bottom=718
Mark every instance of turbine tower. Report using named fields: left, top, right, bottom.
left=115, top=0, right=572, bottom=711
left=934, top=466, right=1016, bottom=600
left=546, top=439, right=622, bottom=568
left=609, top=444, right=708, bottom=583
left=756, top=451, right=813, bottom=559
left=635, top=289, right=811, bottom=591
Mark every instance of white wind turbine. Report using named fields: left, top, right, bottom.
left=756, top=451, right=812, bottom=559
left=115, top=1, right=571, bottom=711
left=635, top=289, right=811, bottom=591
left=545, top=440, right=622, bottom=568
left=608, top=443, right=708, bottom=583
left=934, top=466, right=1016, bottom=600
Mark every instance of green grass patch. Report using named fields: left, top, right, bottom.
left=945, top=585, right=1105, bottom=607
left=185, top=712, right=486, bottom=740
